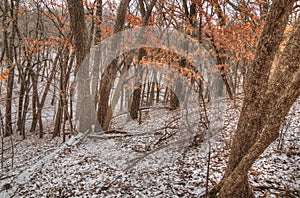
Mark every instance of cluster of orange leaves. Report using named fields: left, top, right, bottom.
left=126, top=14, right=143, bottom=27
left=101, top=25, right=114, bottom=39
left=21, top=35, right=73, bottom=57
left=0, top=69, right=9, bottom=81
left=207, top=21, right=261, bottom=64
left=130, top=47, right=204, bottom=82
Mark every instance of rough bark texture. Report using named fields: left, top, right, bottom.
left=226, top=0, right=295, bottom=176
left=67, top=0, right=93, bottom=132
left=3, top=0, right=17, bottom=137
left=211, top=0, right=299, bottom=197
left=130, top=86, right=142, bottom=119
left=67, top=0, right=87, bottom=72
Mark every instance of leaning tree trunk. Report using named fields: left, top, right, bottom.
left=97, top=0, right=131, bottom=131
left=211, top=1, right=299, bottom=197
left=97, top=0, right=157, bottom=130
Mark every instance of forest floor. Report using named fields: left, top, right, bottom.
left=0, top=98, right=299, bottom=198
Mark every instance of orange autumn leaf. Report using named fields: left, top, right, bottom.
left=0, top=69, right=9, bottom=81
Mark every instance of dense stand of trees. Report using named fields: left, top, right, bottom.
left=0, top=0, right=299, bottom=197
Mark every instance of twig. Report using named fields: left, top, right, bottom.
left=0, top=174, right=17, bottom=181
left=205, top=140, right=211, bottom=198
left=124, top=137, right=192, bottom=171
left=88, top=115, right=181, bottom=139
left=98, top=174, right=122, bottom=192
left=112, top=105, right=177, bottom=119
left=253, top=185, right=299, bottom=197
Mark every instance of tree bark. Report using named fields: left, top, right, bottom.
left=3, top=0, right=18, bottom=137
left=97, top=0, right=131, bottom=131
left=211, top=1, right=299, bottom=197
left=225, top=0, right=296, bottom=177
left=130, top=86, right=142, bottom=119
left=67, top=0, right=93, bottom=133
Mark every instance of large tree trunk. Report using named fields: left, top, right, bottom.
left=67, top=0, right=93, bottom=133
left=211, top=1, right=299, bottom=197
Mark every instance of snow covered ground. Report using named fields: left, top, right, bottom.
left=0, top=99, right=299, bottom=197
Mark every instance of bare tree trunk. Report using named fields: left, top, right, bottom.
left=97, top=0, right=131, bottom=131
left=170, top=59, right=185, bottom=110
left=53, top=47, right=71, bottom=138
left=211, top=1, right=298, bottom=197
left=96, top=0, right=131, bottom=130
left=19, top=70, right=31, bottom=139
left=130, top=86, right=142, bottom=120
left=97, top=0, right=157, bottom=130
left=3, top=0, right=17, bottom=137
left=37, top=49, right=63, bottom=138
left=170, top=87, right=180, bottom=110
left=90, top=0, right=102, bottom=130
left=16, top=71, right=26, bottom=133
left=67, top=0, right=93, bottom=133
left=130, top=49, right=146, bottom=120
left=95, top=0, right=102, bottom=44
left=29, top=65, right=39, bottom=133
left=156, top=83, right=160, bottom=103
